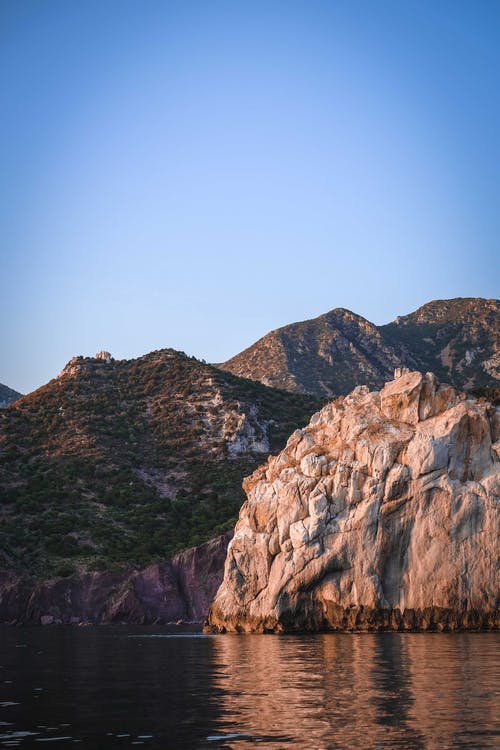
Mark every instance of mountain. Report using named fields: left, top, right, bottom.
left=0, top=349, right=320, bottom=583
left=218, top=298, right=499, bottom=397
left=206, top=369, right=499, bottom=633
left=0, top=383, right=22, bottom=408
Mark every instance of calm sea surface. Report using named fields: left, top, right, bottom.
left=0, top=626, right=498, bottom=749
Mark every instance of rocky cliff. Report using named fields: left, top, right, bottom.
left=206, top=370, right=499, bottom=632
left=0, top=533, right=231, bottom=624
left=219, top=298, right=499, bottom=396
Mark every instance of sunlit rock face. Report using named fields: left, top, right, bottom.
left=205, top=371, right=500, bottom=632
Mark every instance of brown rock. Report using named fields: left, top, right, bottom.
left=380, top=370, right=423, bottom=424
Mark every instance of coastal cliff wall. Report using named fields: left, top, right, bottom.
left=206, top=371, right=499, bottom=632
left=0, top=533, right=231, bottom=625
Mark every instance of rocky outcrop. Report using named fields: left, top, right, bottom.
left=205, top=372, right=499, bottom=632
left=0, top=533, right=230, bottom=624
left=94, top=350, right=113, bottom=362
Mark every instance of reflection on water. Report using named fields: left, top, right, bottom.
left=0, top=626, right=498, bottom=749
left=209, top=634, right=499, bottom=749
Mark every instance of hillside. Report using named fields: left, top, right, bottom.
left=0, top=349, right=320, bottom=580
left=219, top=298, right=499, bottom=396
left=381, top=298, right=499, bottom=389
left=0, top=383, right=22, bottom=408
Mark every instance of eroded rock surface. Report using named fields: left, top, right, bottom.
left=206, top=372, right=500, bottom=632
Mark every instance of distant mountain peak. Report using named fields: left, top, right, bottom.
left=0, top=383, right=23, bottom=409
left=218, top=297, right=499, bottom=396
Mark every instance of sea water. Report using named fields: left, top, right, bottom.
left=0, top=626, right=498, bottom=749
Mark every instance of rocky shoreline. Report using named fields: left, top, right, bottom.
left=0, top=533, right=231, bottom=625
left=3, top=370, right=499, bottom=633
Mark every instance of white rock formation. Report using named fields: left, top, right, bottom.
left=206, top=371, right=499, bottom=632
left=95, top=351, right=112, bottom=363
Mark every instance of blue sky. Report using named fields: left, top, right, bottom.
left=1, top=0, right=499, bottom=393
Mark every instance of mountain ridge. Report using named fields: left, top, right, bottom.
left=218, top=297, right=499, bottom=396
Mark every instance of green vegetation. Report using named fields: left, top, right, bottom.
left=380, top=299, right=499, bottom=391
left=0, top=350, right=321, bottom=579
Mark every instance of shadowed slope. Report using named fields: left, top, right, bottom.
left=0, top=383, right=22, bottom=408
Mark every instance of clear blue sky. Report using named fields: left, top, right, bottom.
left=1, top=0, right=499, bottom=394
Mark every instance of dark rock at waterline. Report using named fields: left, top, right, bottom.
left=0, top=533, right=231, bottom=625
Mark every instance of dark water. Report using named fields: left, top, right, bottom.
left=0, top=627, right=498, bottom=749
